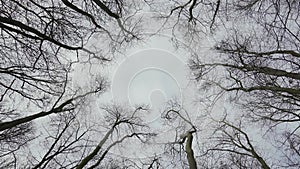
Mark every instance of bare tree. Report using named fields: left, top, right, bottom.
left=20, top=105, right=157, bottom=168
left=0, top=0, right=143, bottom=122
left=207, top=118, right=270, bottom=169
left=0, top=0, right=145, bottom=168
left=29, top=112, right=91, bottom=169
left=188, top=0, right=300, bottom=168
left=76, top=105, right=156, bottom=169
left=159, top=102, right=198, bottom=169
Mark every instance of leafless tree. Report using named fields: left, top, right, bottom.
left=75, top=105, right=156, bottom=169
left=188, top=0, right=300, bottom=168
left=0, top=0, right=145, bottom=168
left=20, top=105, right=156, bottom=168
left=159, top=102, right=198, bottom=169
left=206, top=118, right=270, bottom=169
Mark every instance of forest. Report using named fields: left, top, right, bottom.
left=0, top=0, right=299, bottom=168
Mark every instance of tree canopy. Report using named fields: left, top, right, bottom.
left=0, top=0, right=299, bottom=168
